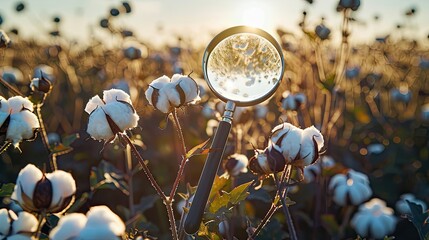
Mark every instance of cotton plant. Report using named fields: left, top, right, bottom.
left=351, top=198, right=397, bottom=239
left=85, top=88, right=139, bottom=142
left=395, top=193, right=427, bottom=215
left=0, top=208, right=38, bottom=240
left=329, top=169, right=372, bottom=206
left=0, top=96, right=40, bottom=148
left=49, top=205, right=125, bottom=240
left=11, top=164, right=76, bottom=214
left=145, top=74, right=200, bottom=113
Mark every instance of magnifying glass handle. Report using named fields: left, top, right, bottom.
left=184, top=103, right=235, bottom=234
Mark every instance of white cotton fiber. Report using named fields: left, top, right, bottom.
left=103, top=89, right=131, bottom=104
left=87, top=107, right=114, bottom=141
left=85, top=95, right=104, bottom=114
left=46, top=170, right=76, bottom=209
left=49, top=213, right=87, bottom=240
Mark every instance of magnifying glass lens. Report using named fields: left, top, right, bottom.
left=206, top=33, right=283, bottom=104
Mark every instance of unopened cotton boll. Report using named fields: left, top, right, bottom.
left=49, top=213, right=87, bottom=240
left=351, top=198, right=396, bottom=239
left=11, top=164, right=76, bottom=214
left=395, top=193, right=427, bottom=215
left=86, top=89, right=139, bottom=141
left=329, top=169, right=372, bottom=206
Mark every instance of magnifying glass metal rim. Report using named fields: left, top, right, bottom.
left=202, top=25, right=285, bottom=106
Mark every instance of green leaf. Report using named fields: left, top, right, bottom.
left=229, top=181, right=252, bottom=204
left=0, top=183, right=15, bottom=197
left=321, top=214, right=340, bottom=236
left=406, top=200, right=429, bottom=240
left=185, top=139, right=211, bottom=159
left=208, top=175, right=230, bottom=200
left=209, top=192, right=231, bottom=213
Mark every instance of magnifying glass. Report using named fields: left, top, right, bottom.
left=184, top=26, right=284, bottom=234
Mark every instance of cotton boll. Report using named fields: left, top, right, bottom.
left=49, top=213, right=87, bottom=240
left=145, top=75, right=170, bottom=105
left=163, top=82, right=182, bottom=107
left=171, top=74, right=200, bottom=104
left=85, top=95, right=104, bottom=114
left=299, top=126, right=324, bottom=166
left=7, top=96, right=34, bottom=113
left=104, top=102, right=139, bottom=132
left=7, top=234, right=34, bottom=240
left=103, top=89, right=131, bottom=104
left=87, top=107, right=114, bottom=141
left=223, top=153, right=249, bottom=176
left=78, top=226, right=121, bottom=240
left=329, top=170, right=372, bottom=206
left=271, top=123, right=302, bottom=162
left=12, top=164, right=43, bottom=207
left=0, top=209, right=12, bottom=235
left=6, top=110, right=40, bottom=146
left=85, top=206, right=125, bottom=236
left=46, top=171, right=76, bottom=210
left=351, top=198, right=396, bottom=239
left=11, top=211, right=38, bottom=235
left=0, top=97, right=9, bottom=126
left=396, top=193, right=427, bottom=215
left=302, top=126, right=324, bottom=151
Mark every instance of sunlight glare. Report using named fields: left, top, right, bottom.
left=237, top=1, right=270, bottom=28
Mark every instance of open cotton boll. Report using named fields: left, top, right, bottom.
left=7, top=111, right=40, bottom=146
left=329, top=170, right=372, bottom=206
left=299, top=126, right=324, bottom=166
left=87, top=107, right=115, bottom=141
left=351, top=198, right=396, bottom=239
left=0, top=98, right=9, bottom=128
left=12, top=164, right=43, bottom=205
left=153, top=89, right=172, bottom=113
left=145, top=75, right=170, bottom=105
left=103, top=89, right=131, bottom=104
left=11, top=211, right=38, bottom=235
left=396, top=193, right=427, bottom=215
left=46, top=171, right=76, bottom=209
left=49, top=213, right=87, bottom=240
left=0, top=209, right=13, bottom=236
left=162, top=82, right=182, bottom=107
left=85, top=205, right=125, bottom=236
left=84, top=95, right=104, bottom=115
left=171, top=74, right=200, bottom=104
left=7, top=96, right=34, bottom=114
left=271, top=123, right=302, bottom=162
left=104, top=101, right=139, bottom=131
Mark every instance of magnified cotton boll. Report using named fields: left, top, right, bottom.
left=223, top=153, right=249, bottom=176
left=49, top=213, right=87, bottom=240
left=86, top=89, right=139, bottom=141
left=329, top=169, right=372, bottom=206
left=351, top=198, right=396, bottom=239
left=12, top=164, right=76, bottom=214
left=395, top=193, right=427, bottom=215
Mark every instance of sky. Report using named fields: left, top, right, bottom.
left=0, top=0, right=428, bottom=48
